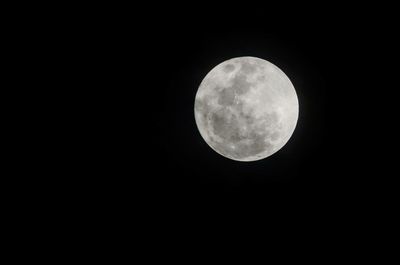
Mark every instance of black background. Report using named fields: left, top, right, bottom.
left=5, top=2, right=398, bottom=260
left=63, top=3, right=397, bottom=234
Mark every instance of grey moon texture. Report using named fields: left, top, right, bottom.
left=194, top=57, right=299, bottom=162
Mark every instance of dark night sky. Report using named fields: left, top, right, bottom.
left=122, top=14, right=356, bottom=202
left=6, top=2, right=397, bottom=259
left=70, top=3, right=396, bottom=228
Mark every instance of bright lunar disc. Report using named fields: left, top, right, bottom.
left=194, top=57, right=299, bottom=161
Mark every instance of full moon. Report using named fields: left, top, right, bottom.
left=194, top=57, right=299, bottom=161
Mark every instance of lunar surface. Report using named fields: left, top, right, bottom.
left=194, top=57, right=299, bottom=161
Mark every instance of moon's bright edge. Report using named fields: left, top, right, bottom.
left=194, top=57, right=299, bottom=162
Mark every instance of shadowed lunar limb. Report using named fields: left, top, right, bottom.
left=194, top=57, right=298, bottom=161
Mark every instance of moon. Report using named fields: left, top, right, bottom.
left=194, top=57, right=299, bottom=162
